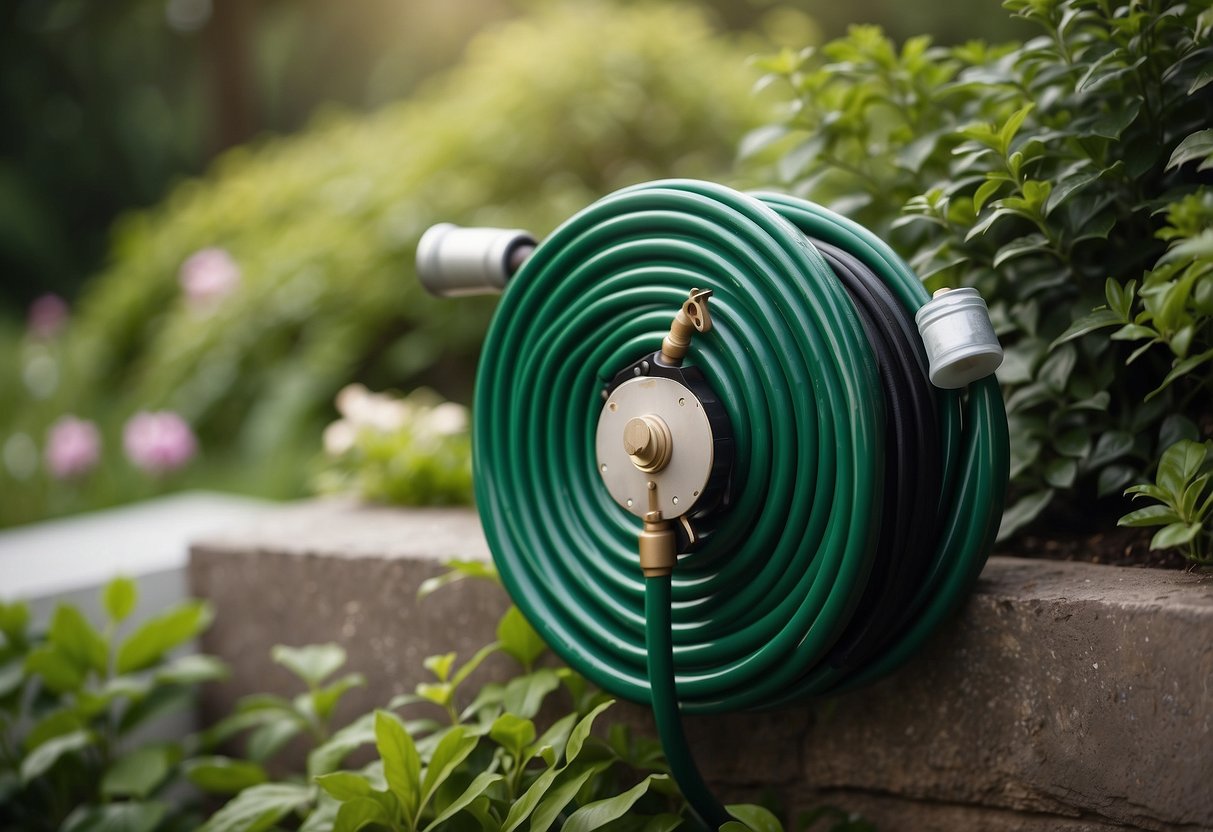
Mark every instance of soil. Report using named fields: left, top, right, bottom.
left=997, top=525, right=1196, bottom=570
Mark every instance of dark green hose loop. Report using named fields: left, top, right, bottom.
left=472, top=179, right=1008, bottom=823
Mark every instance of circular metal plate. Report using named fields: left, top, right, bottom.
left=595, top=376, right=715, bottom=519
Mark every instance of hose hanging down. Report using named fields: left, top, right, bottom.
left=463, top=179, right=1009, bottom=827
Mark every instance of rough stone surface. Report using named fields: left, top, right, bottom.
left=189, top=499, right=1213, bottom=831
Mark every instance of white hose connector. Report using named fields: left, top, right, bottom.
left=415, top=224, right=536, bottom=297
left=915, top=287, right=1004, bottom=389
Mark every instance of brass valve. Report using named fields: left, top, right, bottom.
left=660, top=288, right=713, bottom=366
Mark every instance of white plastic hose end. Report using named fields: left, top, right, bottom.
left=915, top=288, right=1004, bottom=389
left=415, top=224, right=536, bottom=297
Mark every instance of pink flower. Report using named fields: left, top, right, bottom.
left=28, top=294, right=69, bottom=339
left=45, top=416, right=101, bottom=479
left=123, top=411, right=197, bottom=474
left=179, top=248, right=240, bottom=306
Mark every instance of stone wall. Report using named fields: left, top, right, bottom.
left=189, top=499, right=1213, bottom=831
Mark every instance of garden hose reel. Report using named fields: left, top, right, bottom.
left=416, top=179, right=1010, bottom=827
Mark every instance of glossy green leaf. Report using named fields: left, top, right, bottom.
left=501, top=669, right=561, bottom=719
left=420, top=726, right=478, bottom=816
left=101, top=744, right=178, bottom=798
left=376, top=709, right=420, bottom=819
left=416, top=560, right=500, bottom=600
left=1167, top=129, right=1213, bottom=170
left=61, top=802, right=168, bottom=832
left=992, top=234, right=1049, bottom=268
left=1150, top=521, right=1202, bottom=550
left=529, top=712, right=576, bottom=766
left=49, top=605, right=107, bottom=674
left=423, top=652, right=456, bottom=682
left=725, top=804, right=784, bottom=832
left=116, top=601, right=213, bottom=674
left=1088, top=431, right=1134, bottom=468
left=24, top=646, right=84, bottom=694
left=1050, top=309, right=1119, bottom=348
left=25, top=709, right=84, bottom=750
left=1044, top=458, right=1078, bottom=489
left=246, top=717, right=303, bottom=762
left=1039, top=344, right=1076, bottom=393
left=1119, top=505, right=1180, bottom=528
left=311, top=672, right=366, bottom=721
left=315, top=771, right=374, bottom=801
left=561, top=773, right=665, bottom=832
left=1054, top=429, right=1090, bottom=459
left=1158, top=440, right=1208, bottom=496
left=1150, top=348, right=1213, bottom=398
left=501, top=765, right=562, bottom=832
left=0, top=658, right=23, bottom=698
left=422, top=771, right=502, bottom=832
left=155, top=653, right=229, bottom=686
left=308, top=712, right=376, bottom=777
left=0, top=600, right=30, bottom=647
left=186, top=756, right=269, bottom=794
left=1099, top=464, right=1137, bottom=497
left=566, top=699, right=614, bottom=763
left=272, top=643, right=346, bottom=687
left=490, top=713, right=536, bottom=758
left=197, top=783, right=313, bottom=832
left=529, top=761, right=613, bottom=832
left=20, top=730, right=93, bottom=783
left=450, top=641, right=501, bottom=688
left=996, top=490, right=1054, bottom=541
left=102, top=577, right=138, bottom=624
left=118, top=684, right=194, bottom=736
left=497, top=606, right=547, bottom=670
left=333, top=796, right=393, bottom=832
left=642, top=814, right=686, bottom=832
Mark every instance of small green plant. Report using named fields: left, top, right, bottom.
left=196, top=601, right=698, bottom=831
left=195, top=563, right=864, bottom=832
left=745, top=0, right=1212, bottom=547
left=0, top=579, right=224, bottom=831
left=1119, top=439, right=1213, bottom=566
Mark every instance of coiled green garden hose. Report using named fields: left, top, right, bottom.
left=469, top=179, right=1009, bottom=827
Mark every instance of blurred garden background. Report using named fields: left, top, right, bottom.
left=0, top=0, right=1025, bottom=526
left=2, top=0, right=1209, bottom=565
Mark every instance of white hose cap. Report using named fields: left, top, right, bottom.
left=416, top=224, right=536, bottom=297
left=915, top=288, right=1004, bottom=389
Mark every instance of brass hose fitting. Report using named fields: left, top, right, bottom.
left=660, top=288, right=713, bottom=366
left=638, top=481, right=677, bottom=578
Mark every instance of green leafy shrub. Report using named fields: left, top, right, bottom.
left=0, top=2, right=759, bottom=529
left=2, top=569, right=870, bottom=831
left=745, top=0, right=1212, bottom=545
left=314, top=386, right=473, bottom=506
left=0, top=579, right=224, bottom=831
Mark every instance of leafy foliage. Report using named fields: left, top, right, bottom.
left=197, top=578, right=707, bottom=832
left=0, top=2, right=759, bottom=530
left=1119, top=439, right=1213, bottom=565
left=0, top=579, right=223, bottom=831
left=745, top=0, right=1213, bottom=544
left=2, top=565, right=871, bottom=831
